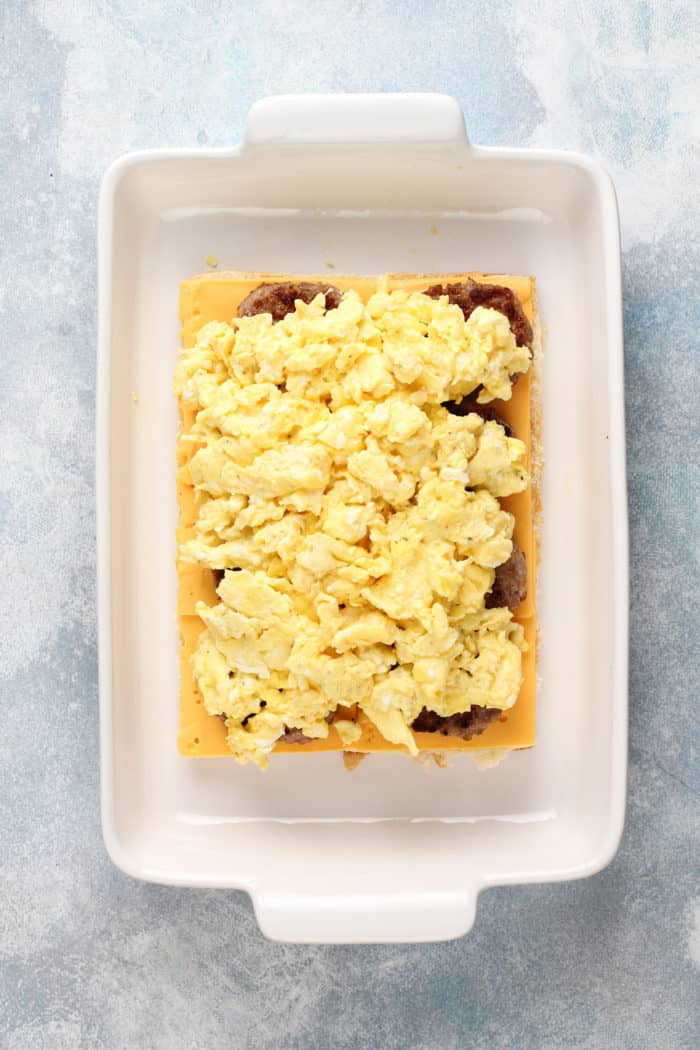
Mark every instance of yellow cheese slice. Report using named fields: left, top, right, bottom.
left=176, top=272, right=538, bottom=758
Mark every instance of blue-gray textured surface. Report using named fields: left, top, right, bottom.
left=1, top=0, right=699, bottom=1047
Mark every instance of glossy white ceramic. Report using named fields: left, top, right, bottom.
left=97, top=93, right=627, bottom=943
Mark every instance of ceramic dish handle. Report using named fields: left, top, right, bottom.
left=253, top=888, right=478, bottom=944
left=243, top=93, right=469, bottom=148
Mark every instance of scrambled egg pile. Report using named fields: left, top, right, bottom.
left=175, top=289, right=530, bottom=767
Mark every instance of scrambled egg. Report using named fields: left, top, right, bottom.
left=175, top=289, right=530, bottom=767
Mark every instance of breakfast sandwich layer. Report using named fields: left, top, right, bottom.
left=175, top=274, right=538, bottom=768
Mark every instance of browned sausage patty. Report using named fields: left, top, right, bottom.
left=226, top=711, right=506, bottom=746
left=280, top=709, right=337, bottom=744
left=281, top=726, right=313, bottom=744
left=424, top=278, right=533, bottom=349
left=284, top=710, right=505, bottom=745
left=485, top=540, right=527, bottom=612
left=442, top=392, right=515, bottom=436
left=237, top=281, right=343, bottom=322
left=218, top=716, right=317, bottom=745
left=411, top=705, right=501, bottom=739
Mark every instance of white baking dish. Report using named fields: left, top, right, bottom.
left=97, top=93, right=627, bottom=943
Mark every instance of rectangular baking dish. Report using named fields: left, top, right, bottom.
left=97, top=93, right=628, bottom=943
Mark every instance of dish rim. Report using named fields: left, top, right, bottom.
left=96, top=94, right=628, bottom=934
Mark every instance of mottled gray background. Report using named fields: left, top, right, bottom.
left=1, top=1, right=699, bottom=1047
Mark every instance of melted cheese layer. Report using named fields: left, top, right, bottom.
left=176, top=273, right=538, bottom=765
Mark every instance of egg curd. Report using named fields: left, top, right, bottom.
left=174, top=288, right=531, bottom=767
